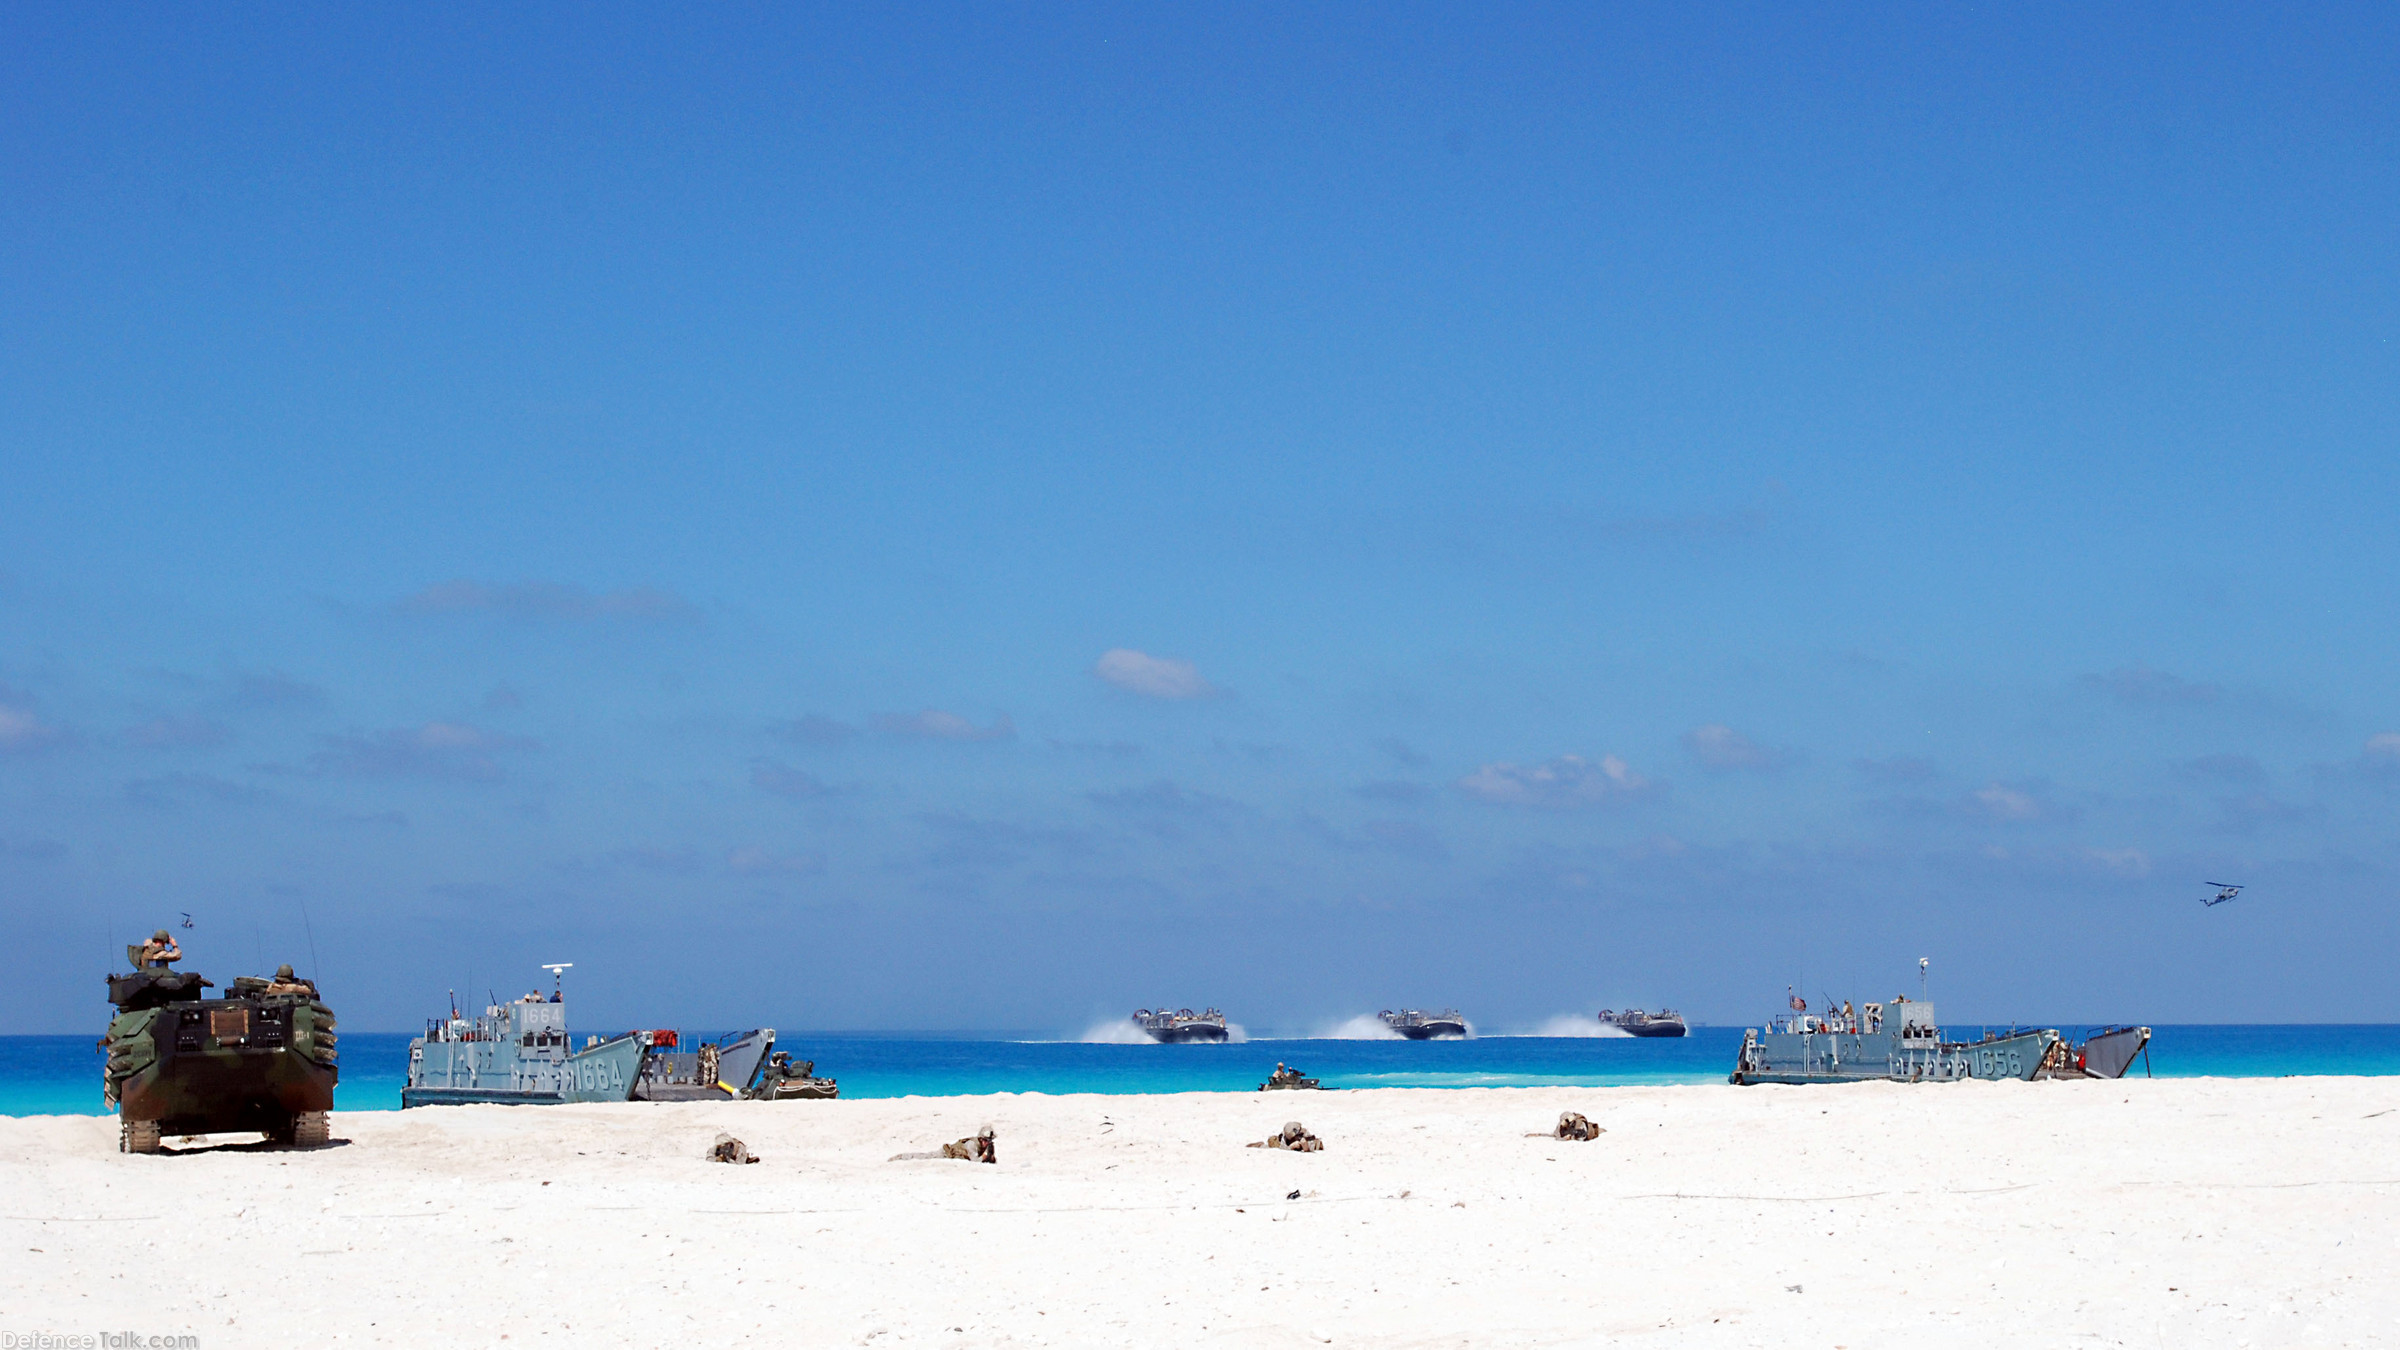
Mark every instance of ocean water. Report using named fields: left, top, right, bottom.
left=8, top=1024, right=2398, bottom=1117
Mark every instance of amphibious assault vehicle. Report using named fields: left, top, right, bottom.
left=748, top=1049, right=840, bottom=1099
left=102, top=952, right=338, bottom=1153
left=1259, top=1062, right=1322, bottom=1090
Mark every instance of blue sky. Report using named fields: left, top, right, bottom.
left=4, top=5, right=2396, bottom=1033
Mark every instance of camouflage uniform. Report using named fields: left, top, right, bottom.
left=940, top=1126, right=997, bottom=1163
left=1248, top=1120, right=1323, bottom=1151
left=1553, top=1111, right=1604, bottom=1140
left=264, top=963, right=315, bottom=996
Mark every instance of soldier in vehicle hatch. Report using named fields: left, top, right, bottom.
left=265, top=964, right=315, bottom=996
left=137, top=930, right=182, bottom=968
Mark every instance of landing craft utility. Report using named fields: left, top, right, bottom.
left=1729, top=991, right=2058, bottom=1085
left=1727, top=949, right=2157, bottom=1087
left=404, top=964, right=647, bottom=1107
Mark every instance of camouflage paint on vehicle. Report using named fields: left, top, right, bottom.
left=103, top=957, right=338, bottom=1151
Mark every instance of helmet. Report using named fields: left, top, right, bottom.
left=276, top=964, right=296, bottom=980
left=152, top=929, right=171, bottom=942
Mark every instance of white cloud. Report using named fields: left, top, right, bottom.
left=2366, top=733, right=2400, bottom=762
left=1457, top=754, right=1654, bottom=807
left=874, top=709, right=1015, bottom=742
left=2080, top=846, right=2151, bottom=878
left=0, top=688, right=62, bottom=752
left=1970, top=783, right=2042, bottom=821
left=303, top=721, right=536, bottom=781
left=1681, top=724, right=1783, bottom=770
left=415, top=722, right=492, bottom=749
left=1092, top=649, right=1218, bottom=700
left=0, top=706, right=49, bottom=749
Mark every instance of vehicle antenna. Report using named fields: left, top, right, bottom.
left=298, top=897, right=321, bottom=982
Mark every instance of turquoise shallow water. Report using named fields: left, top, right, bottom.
left=7, top=1024, right=2398, bottom=1116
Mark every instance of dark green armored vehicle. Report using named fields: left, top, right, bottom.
left=746, top=1049, right=838, bottom=1100
left=102, top=951, right=339, bottom=1153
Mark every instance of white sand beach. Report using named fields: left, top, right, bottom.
left=4, top=1077, right=2395, bottom=1348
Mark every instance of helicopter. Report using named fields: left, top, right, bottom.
left=2200, top=882, right=2243, bottom=908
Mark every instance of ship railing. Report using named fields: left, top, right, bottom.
left=425, top=1017, right=492, bottom=1042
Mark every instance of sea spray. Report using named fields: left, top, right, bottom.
left=1077, top=1017, right=1154, bottom=1045
left=1318, top=1013, right=1405, bottom=1040
left=1507, top=1014, right=1630, bottom=1039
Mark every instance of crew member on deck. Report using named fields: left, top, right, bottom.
left=265, top=963, right=315, bottom=996
left=137, top=929, right=181, bottom=968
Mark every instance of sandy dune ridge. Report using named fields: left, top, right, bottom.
left=3, top=1077, right=2395, bottom=1347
